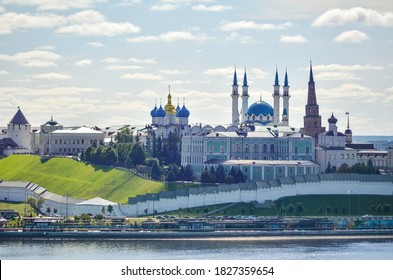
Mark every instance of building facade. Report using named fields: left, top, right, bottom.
left=316, top=114, right=357, bottom=171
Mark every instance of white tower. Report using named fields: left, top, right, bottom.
left=241, top=68, right=249, bottom=124
left=7, top=107, right=32, bottom=152
left=273, top=68, right=280, bottom=126
left=231, top=67, right=240, bottom=126
left=282, top=69, right=290, bottom=126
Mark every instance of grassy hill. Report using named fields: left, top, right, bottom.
left=0, top=155, right=164, bottom=203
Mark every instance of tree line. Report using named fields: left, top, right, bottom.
left=200, top=165, right=246, bottom=184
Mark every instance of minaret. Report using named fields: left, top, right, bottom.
left=241, top=67, right=249, bottom=124
left=282, top=69, right=290, bottom=126
left=273, top=67, right=280, bottom=126
left=345, top=112, right=353, bottom=144
left=231, top=67, right=240, bottom=126
left=301, top=60, right=325, bottom=145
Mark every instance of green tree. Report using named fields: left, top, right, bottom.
left=295, top=202, right=304, bottom=216
left=215, top=165, right=226, bottom=183
left=151, top=160, right=163, bottom=180
left=224, top=175, right=235, bottom=184
left=107, top=205, right=114, bottom=216
left=115, top=127, right=134, bottom=143
left=130, top=143, right=146, bottom=166
left=337, top=163, right=351, bottom=173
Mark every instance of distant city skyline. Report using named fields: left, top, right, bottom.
left=0, top=0, right=392, bottom=135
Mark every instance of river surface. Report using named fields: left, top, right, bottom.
left=1, top=237, right=393, bottom=260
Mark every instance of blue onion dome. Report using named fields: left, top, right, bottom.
left=328, top=113, right=337, bottom=124
left=178, top=105, right=190, bottom=117
left=175, top=104, right=181, bottom=117
left=156, top=105, right=166, bottom=117
left=246, top=100, right=274, bottom=117
left=150, top=105, right=157, bottom=117
left=345, top=128, right=352, bottom=134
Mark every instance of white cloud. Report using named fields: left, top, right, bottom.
left=221, top=21, right=292, bottom=31
left=316, top=71, right=359, bottom=81
left=150, top=3, right=178, bottom=11
left=0, top=50, right=61, bottom=67
left=313, top=64, right=383, bottom=71
left=203, top=66, right=268, bottom=80
left=280, top=34, right=308, bottom=43
left=37, top=45, right=55, bottom=50
left=105, top=65, right=143, bottom=70
left=192, top=5, right=232, bottom=12
left=334, top=30, right=369, bottom=43
left=129, top=58, right=157, bottom=64
left=57, top=21, right=140, bottom=36
left=313, top=7, right=393, bottom=27
left=0, top=86, right=99, bottom=97
left=87, top=41, right=104, bottom=47
left=204, top=66, right=234, bottom=76
left=386, top=86, right=393, bottom=93
left=120, top=73, right=163, bottom=80
left=127, top=31, right=208, bottom=43
left=318, top=83, right=384, bottom=102
left=159, top=69, right=184, bottom=75
left=0, top=6, right=5, bottom=13
left=224, top=32, right=253, bottom=43
left=2, top=0, right=105, bottom=11
left=138, top=89, right=159, bottom=98
left=34, top=72, right=71, bottom=79
left=0, top=70, right=9, bottom=75
left=75, top=59, right=92, bottom=66
left=102, top=57, right=121, bottom=64
left=0, top=12, right=66, bottom=34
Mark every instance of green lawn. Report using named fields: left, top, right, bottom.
left=0, top=155, right=165, bottom=203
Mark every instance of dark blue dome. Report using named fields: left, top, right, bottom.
left=178, top=105, right=190, bottom=117
left=246, top=101, right=274, bottom=117
left=175, top=104, right=181, bottom=117
left=328, top=113, right=337, bottom=124
left=156, top=105, right=166, bottom=117
left=150, top=106, right=157, bottom=117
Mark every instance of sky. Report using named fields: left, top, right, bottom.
left=0, top=0, right=392, bottom=135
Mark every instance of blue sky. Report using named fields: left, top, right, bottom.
left=0, top=0, right=392, bottom=135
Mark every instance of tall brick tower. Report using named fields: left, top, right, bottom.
left=301, top=61, right=325, bottom=145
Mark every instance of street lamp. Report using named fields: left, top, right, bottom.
left=348, top=190, right=351, bottom=218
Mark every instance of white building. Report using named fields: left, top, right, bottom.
left=1, top=108, right=32, bottom=155
left=316, top=114, right=357, bottom=172
left=48, top=127, right=105, bottom=156
left=32, top=117, right=64, bottom=154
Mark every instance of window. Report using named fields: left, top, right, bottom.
left=236, top=143, right=240, bottom=153
left=270, top=144, right=275, bottom=153
left=220, top=146, right=224, bottom=153
left=294, top=146, right=298, bottom=154
left=59, top=139, right=62, bottom=145
left=341, top=154, right=344, bottom=159
left=306, top=146, right=310, bottom=154
left=209, top=146, right=213, bottom=153
left=245, top=144, right=249, bottom=153
left=253, top=144, right=258, bottom=153
left=263, top=144, right=267, bottom=153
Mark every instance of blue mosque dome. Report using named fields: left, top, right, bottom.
left=156, top=105, right=166, bottom=117
left=150, top=106, right=157, bottom=117
left=246, top=100, right=274, bottom=117
left=178, top=105, right=190, bottom=118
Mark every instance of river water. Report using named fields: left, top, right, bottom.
left=1, top=237, right=393, bottom=260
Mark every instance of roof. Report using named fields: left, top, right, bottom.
left=0, top=138, right=18, bottom=148
left=77, top=197, right=117, bottom=206
left=346, top=143, right=375, bottom=150
left=9, top=108, right=29, bottom=125
left=51, top=127, right=104, bottom=134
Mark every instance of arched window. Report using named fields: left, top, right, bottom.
left=263, top=144, right=267, bottom=153
left=306, top=146, right=310, bottom=154
left=294, top=146, right=298, bottom=154
left=270, top=144, right=275, bottom=153
left=253, top=144, right=258, bottom=153
left=236, top=143, right=240, bottom=153
left=245, top=144, right=249, bottom=153
left=340, top=154, right=344, bottom=159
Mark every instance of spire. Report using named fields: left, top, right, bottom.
left=346, top=112, right=350, bottom=129
left=309, top=59, right=314, bottom=83
left=284, top=68, right=289, bottom=87
left=243, top=67, right=248, bottom=87
left=274, top=66, right=279, bottom=86
left=233, top=66, right=238, bottom=86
